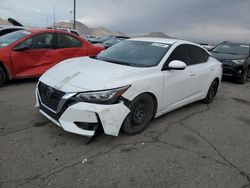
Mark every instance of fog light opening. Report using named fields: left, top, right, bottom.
left=74, top=122, right=99, bottom=131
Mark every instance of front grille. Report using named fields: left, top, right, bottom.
left=38, top=82, right=65, bottom=112
left=39, top=102, right=60, bottom=121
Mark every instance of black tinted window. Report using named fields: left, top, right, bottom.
left=15, top=33, right=53, bottom=50
left=189, top=45, right=208, bottom=64
left=57, top=34, right=82, bottom=48
left=167, top=45, right=190, bottom=65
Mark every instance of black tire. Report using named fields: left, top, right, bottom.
left=0, top=67, right=6, bottom=87
left=202, top=80, right=219, bottom=104
left=122, top=93, right=155, bottom=135
left=247, top=67, right=250, bottom=78
left=237, top=70, right=247, bottom=84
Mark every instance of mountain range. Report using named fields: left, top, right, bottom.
left=0, top=17, right=170, bottom=38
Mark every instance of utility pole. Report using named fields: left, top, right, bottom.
left=53, top=6, right=56, bottom=28
left=73, top=0, right=76, bottom=29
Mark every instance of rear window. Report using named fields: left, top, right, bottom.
left=56, top=33, right=82, bottom=48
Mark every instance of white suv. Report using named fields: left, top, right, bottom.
left=36, top=38, right=222, bottom=138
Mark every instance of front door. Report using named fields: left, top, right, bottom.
left=162, top=44, right=199, bottom=111
left=11, top=32, right=56, bottom=77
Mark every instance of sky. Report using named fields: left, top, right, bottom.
left=0, top=0, right=250, bottom=43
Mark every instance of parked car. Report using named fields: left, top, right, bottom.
left=211, top=41, right=250, bottom=84
left=83, top=35, right=97, bottom=42
left=89, top=35, right=129, bottom=44
left=101, top=37, right=128, bottom=49
left=36, top=38, right=222, bottom=139
left=0, top=26, right=24, bottom=37
left=55, top=28, right=80, bottom=36
left=0, top=29, right=104, bottom=86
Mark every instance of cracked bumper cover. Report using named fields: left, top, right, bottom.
left=36, top=89, right=130, bottom=137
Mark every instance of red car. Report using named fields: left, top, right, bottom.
left=0, top=29, right=104, bottom=86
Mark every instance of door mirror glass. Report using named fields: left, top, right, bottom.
left=168, top=60, right=187, bottom=70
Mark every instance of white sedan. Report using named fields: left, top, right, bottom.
left=36, top=38, right=222, bottom=138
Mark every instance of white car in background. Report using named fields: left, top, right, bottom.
left=36, top=38, right=222, bottom=138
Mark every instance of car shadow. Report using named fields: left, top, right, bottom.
left=4, top=78, right=38, bottom=87
left=222, top=76, right=249, bottom=84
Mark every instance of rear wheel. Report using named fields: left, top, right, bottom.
left=0, top=67, right=6, bottom=87
left=122, top=93, right=155, bottom=135
left=247, top=67, right=250, bottom=78
left=202, top=80, right=219, bottom=104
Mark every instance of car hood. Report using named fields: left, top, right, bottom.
left=211, top=52, right=247, bottom=61
left=39, top=57, right=151, bottom=92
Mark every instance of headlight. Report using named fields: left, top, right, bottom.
left=75, top=85, right=130, bottom=104
left=232, top=59, right=245, bottom=64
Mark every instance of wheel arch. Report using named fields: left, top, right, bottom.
left=0, top=61, right=10, bottom=80
left=213, top=77, right=220, bottom=85
left=128, top=92, right=158, bottom=119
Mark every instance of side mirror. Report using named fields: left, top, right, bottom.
left=166, top=60, right=187, bottom=70
left=13, top=44, right=29, bottom=51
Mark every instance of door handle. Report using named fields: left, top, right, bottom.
left=210, top=67, right=215, bottom=70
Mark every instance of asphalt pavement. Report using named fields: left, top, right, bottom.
left=0, top=78, right=250, bottom=188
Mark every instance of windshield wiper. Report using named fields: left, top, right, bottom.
left=212, top=51, right=239, bottom=55
left=107, top=60, right=131, bottom=66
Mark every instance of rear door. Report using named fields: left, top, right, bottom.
left=11, top=32, right=57, bottom=77
left=188, top=45, right=212, bottom=93
left=54, top=33, right=88, bottom=63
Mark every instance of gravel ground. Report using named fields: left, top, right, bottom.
left=0, top=78, right=250, bottom=188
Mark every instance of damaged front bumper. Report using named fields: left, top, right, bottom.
left=35, top=88, right=130, bottom=137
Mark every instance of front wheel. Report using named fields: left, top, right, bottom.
left=237, top=71, right=247, bottom=84
left=122, top=93, right=155, bottom=135
left=0, top=67, right=6, bottom=87
left=202, top=80, right=219, bottom=104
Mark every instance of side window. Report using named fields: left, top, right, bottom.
left=189, top=45, right=209, bottom=65
left=166, top=44, right=190, bottom=65
left=56, top=34, right=82, bottom=48
left=17, top=33, right=54, bottom=50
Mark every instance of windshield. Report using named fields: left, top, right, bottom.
left=212, top=43, right=249, bottom=55
left=0, top=30, right=31, bottom=48
left=97, top=40, right=170, bottom=67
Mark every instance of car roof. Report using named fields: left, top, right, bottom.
left=26, top=28, right=75, bottom=34
left=129, top=37, right=190, bottom=45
